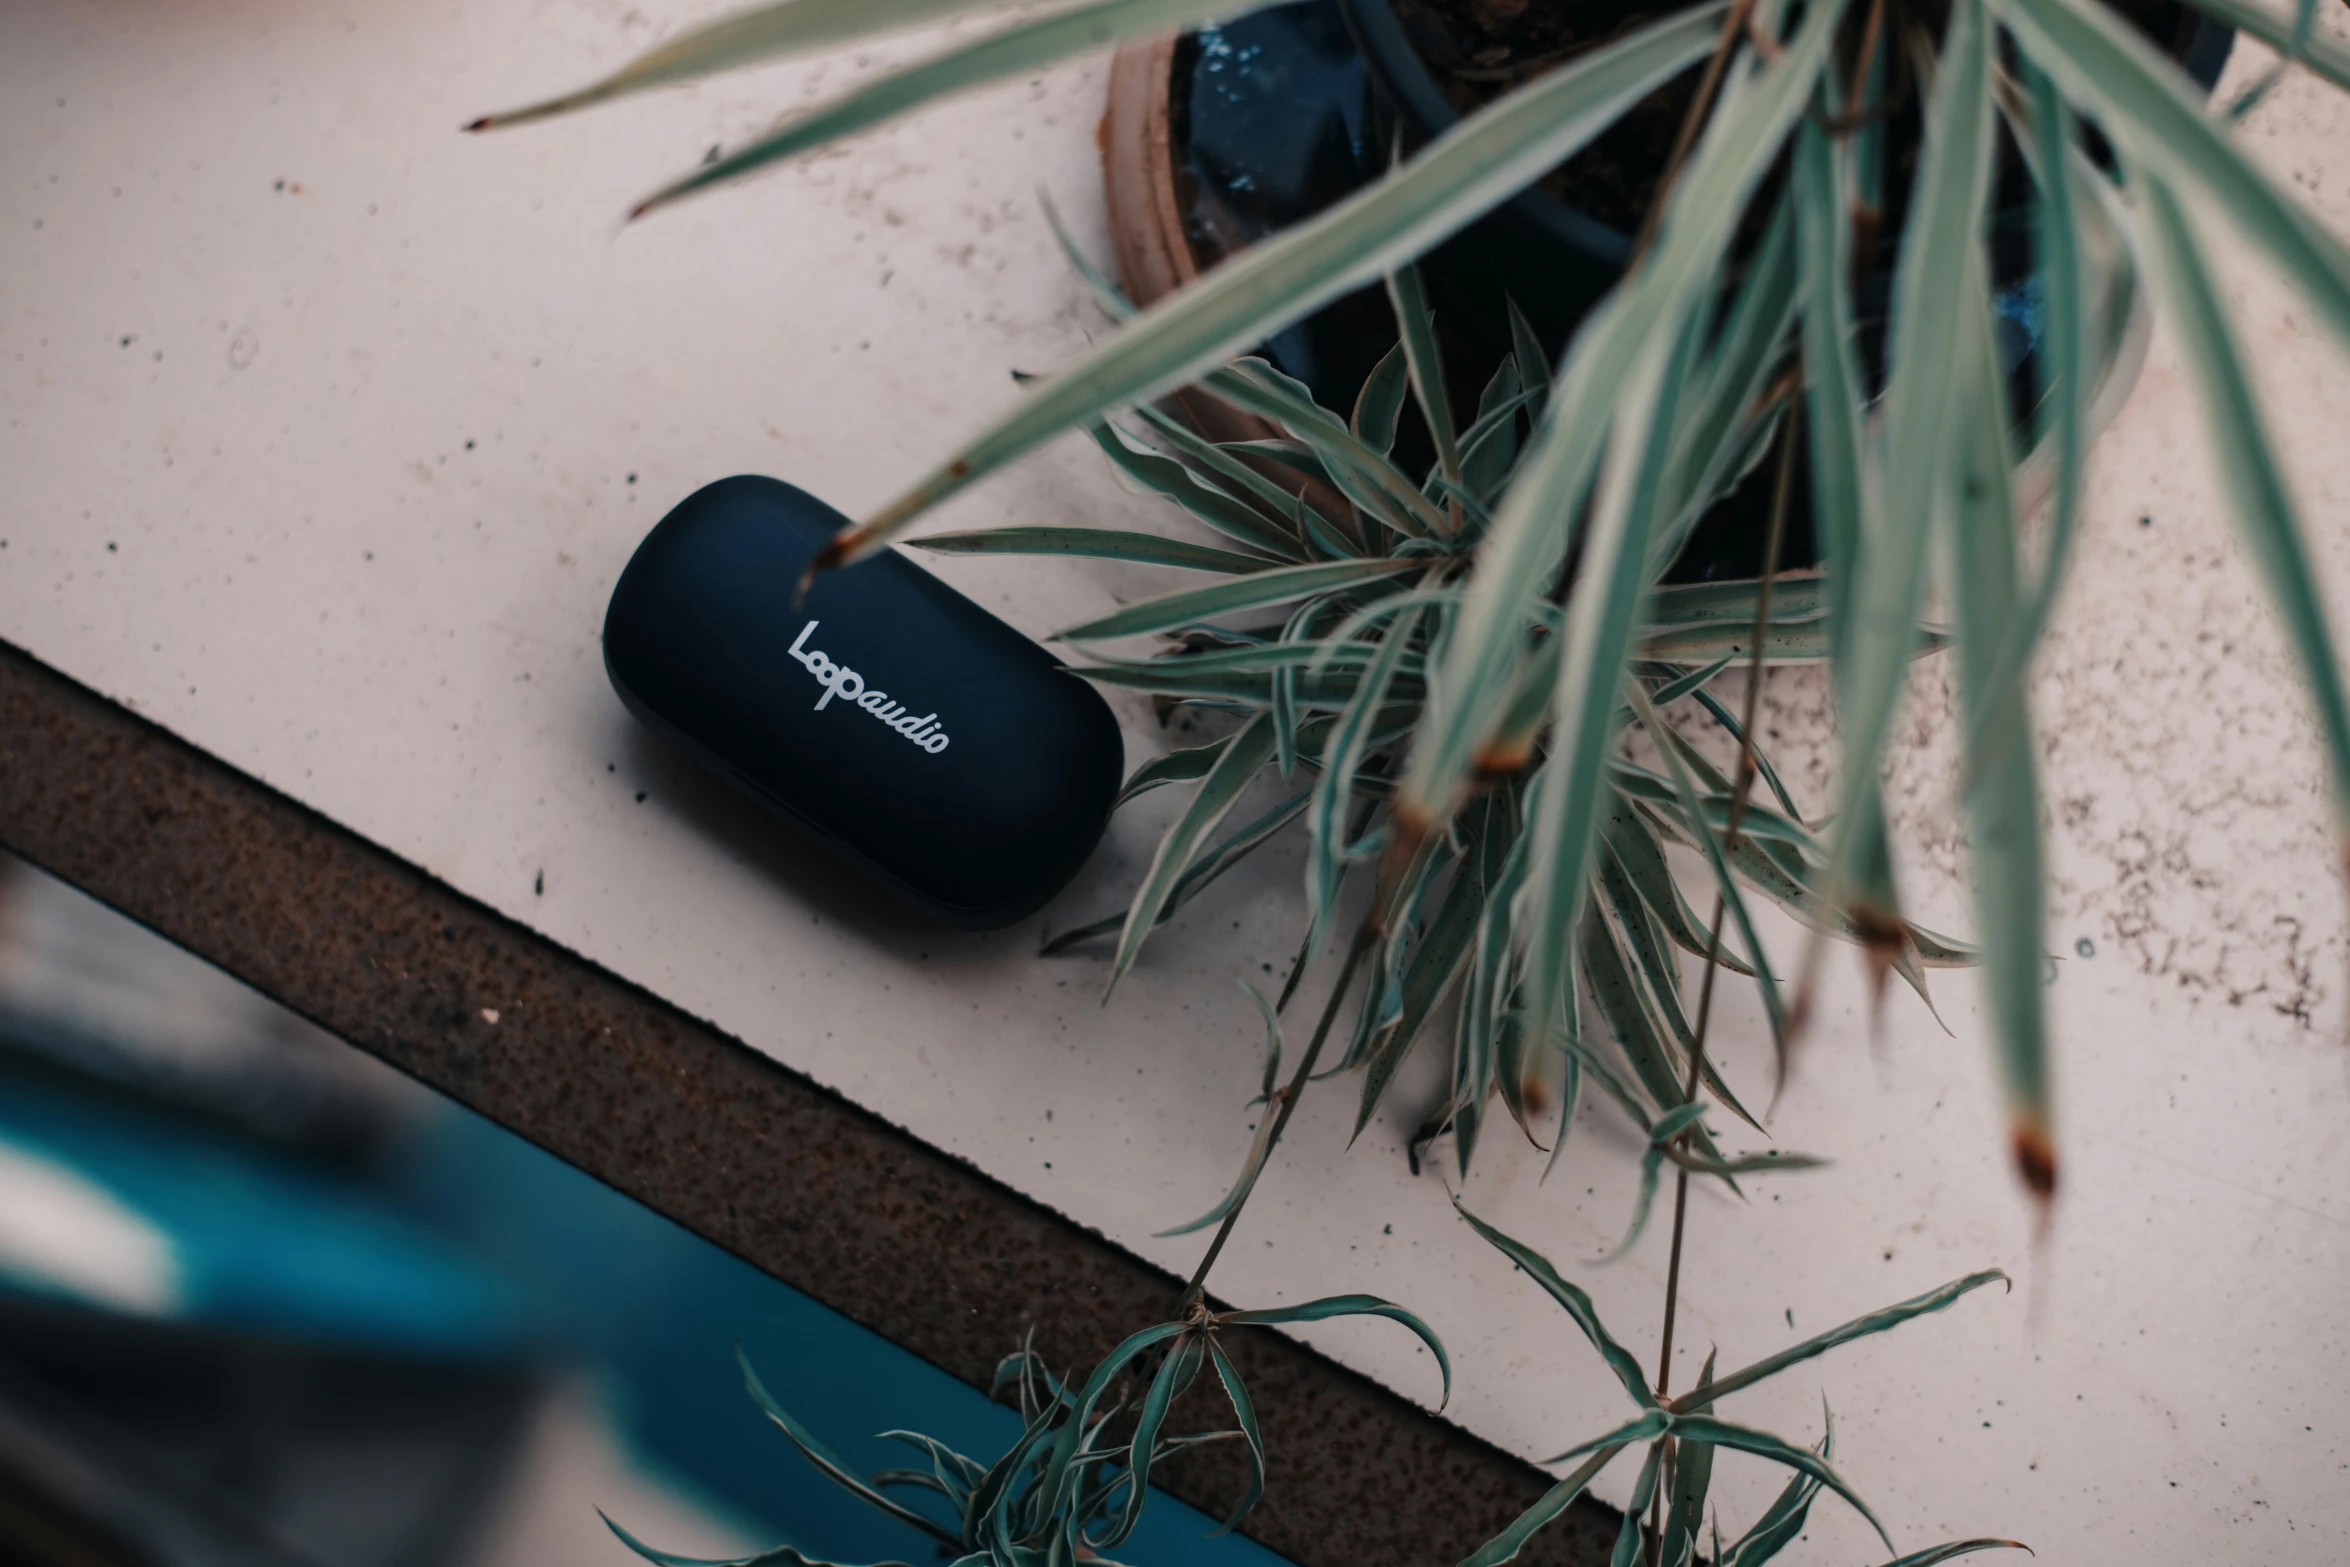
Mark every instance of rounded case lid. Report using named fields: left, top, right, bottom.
left=603, top=476, right=1125, bottom=928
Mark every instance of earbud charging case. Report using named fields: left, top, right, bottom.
left=603, top=476, right=1125, bottom=929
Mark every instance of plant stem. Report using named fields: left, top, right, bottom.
left=1633, top=0, right=1766, bottom=259
left=1179, top=929, right=1373, bottom=1310
left=1646, top=407, right=1800, bottom=1565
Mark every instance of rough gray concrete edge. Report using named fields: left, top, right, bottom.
left=0, top=638, right=1618, bottom=1567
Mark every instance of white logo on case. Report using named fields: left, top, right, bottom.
left=788, top=620, right=951, bottom=755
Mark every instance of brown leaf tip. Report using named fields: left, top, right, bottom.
left=1784, top=984, right=1813, bottom=1042
left=1367, top=812, right=1434, bottom=935
left=1469, top=739, right=1532, bottom=787
left=462, top=115, right=494, bottom=133
left=2012, top=1123, right=2058, bottom=1200
left=1851, top=904, right=1908, bottom=960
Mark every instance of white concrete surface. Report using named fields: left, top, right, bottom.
left=3, top=2, right=2346, bottom=1560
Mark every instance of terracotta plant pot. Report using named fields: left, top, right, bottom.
left=1101, top=35, right=1281, bottom=449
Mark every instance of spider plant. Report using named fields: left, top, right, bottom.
left=603, top=1208, right=2023, bottom=1567
left=604, top=1294, right=1445, bottom=1567
left=471, top=8, right=2350, bottom=1560
left=924, top=291, right=1970, bottom=1194
left=473, top=0, right=2350, bottom=1203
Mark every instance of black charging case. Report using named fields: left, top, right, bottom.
left=603, top=476, right=1125, bottom=929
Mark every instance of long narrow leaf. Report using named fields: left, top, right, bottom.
left=1507, top=296, right=1552, bottom=393
left=1310, top=607, right=1426, bottom=939
left=1595, top=840, right=1766, bottom=1129
left=1402, top=0, right=1848, bottom=831
left=2183, top=0, right=2350, bottom=92
left=1046, top=786, right=1311, bottom=953
left=1356, top=830, right=1490, bottom=1140
left=1132, top=403, right=1324, bottom=556
left=912, top=526, right=1273, bottom=573
left=1386, top=264, right=1464, bottom=510
left=1604, top=803, right=1755, bottom=977
left=1461, top=360, right=1531, bottom=503
left=1082, top=640, right=1394, bottom=680
left=1156, top=1102, right=1282, bottom=1238
left=1661, top=1352, right=1718, bottom=1567
left=1609, top=1443, right=1665, bottom=1567
left=1792, top=117, right=1865, bottom=663
left=1666, top=1413, right=1891, bottom=1551
left=1456, top=1444, right=1625, bottom=1567
left=1204, top=1340, right=1266, bottom=1533
left=810, top=5, right=1729, bottom=569
left=2022, top=63, right=2089, bottom=683
left=1721, top=1425, right=1827, bottom=1567
left=1998, top=0, right=2350, bottom=359
left=1681, top=1271, right=2009, bottom=1409
left=469, top=0, right=1019, bottom=129
left=1625, top=687, right=1790, bottom=1046
left=736, top=1349, right=963, bottom=1545
left=1034, top=1320, right=1190, bottom=1524
left=1651, top=576, right=1828, bottom=630
left=1100, top=1328, right=1191, bottom=1545
left=1639, top=618, right=1848, bottom=664
left=603, top=1514, right=912, bottom=1567
left=1947, top=247, right=2057, bottom=1195
left=1206, top=358, right=1446, bottom=539
left=1872, top=1542, right=2032, bottom=1567
left=631, top=0, right=1261, bottom=215
left=1108, top=714, right=1279, bottom=991
left=1546, top=1409, right=1674, bottom=1466
left=1454, top=1203, right=1657, bottom=1408
left=1463, top=796, right=1539, bottom=1139
left=1115, top=737, right=1233, bottom=807
left=1352, top=341, right=1412, bottom=454
left=1077, top=659, right=1419, bottom=708
left=1436, top=796, right=1519, bottom=1167
left=1581, top=905, right=1721, bottom=1134
left=1660, top=198, right=1799, bottom=541
left=1224, top=1295, right=1451, bottom=1404
left=1815, top=0, right=1993, bottom=958
left=2138, top=172, right=2350, bottom=860
left=1087, top=421, right=1310, bottom=560
left=1061, top=559, right=1417, bottom=641
left=1602, top=1104, right=1712, bottom=1261
left=881, top=1430, right=988, bottom=1496
left=1517, top=316, right=1699, bottom=1061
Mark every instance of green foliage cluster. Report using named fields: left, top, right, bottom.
left=473, top=0, right=2350, bottom=1559
left=605, top=1210, right=2015, bottom=1567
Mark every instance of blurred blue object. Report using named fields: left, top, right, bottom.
left=393, top=1103, right=1292, bottom=1567
left=0, top=1078, right=524, bottom=1358
left=0, top=850, right=1289, bottom=1566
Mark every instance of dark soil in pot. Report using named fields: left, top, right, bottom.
left=1388, top=0, right=1702, bottom=235
left=1341, top=0, right=2232, bottom=368
left=1106, top=0, right=2233, bottom=582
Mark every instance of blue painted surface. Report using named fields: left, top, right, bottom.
left=0, top=1079, right=524, bottom=1357
left=0, top=1067, right=1289, bottom=1566
left=391, top=1107, right=1292, bottom=1566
